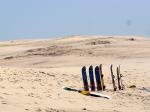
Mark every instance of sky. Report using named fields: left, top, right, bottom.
left=0, top=0, right=150, bottom=40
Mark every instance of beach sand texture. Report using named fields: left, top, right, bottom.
left=0, top=36, right=150, bottom=112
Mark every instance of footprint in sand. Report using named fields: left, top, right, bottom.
left=0, top=86, right=5, bottom=89
left=1, top=100, right=7, bottom=104
left=45, top=107, right=65, bottom=112
left=0, top=96, right=4, bottom=99
left=35, top=108, right=42, bottom=112
left=27, top=92, right=35, bottom=97
left=25, top=108, right=30, bottom=111
left=3, top=92, right=11, bottom=95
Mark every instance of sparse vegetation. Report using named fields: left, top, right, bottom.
left=86, top=40, right=111, bottom=45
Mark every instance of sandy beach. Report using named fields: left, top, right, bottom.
left=0, top=36, right=150, bottom=112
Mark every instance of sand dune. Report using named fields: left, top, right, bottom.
left=0, top=36, right=150, bottom=112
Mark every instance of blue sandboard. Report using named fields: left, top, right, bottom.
left=95, top=66, right=102, bottom=91
left=82, top=66, right=89, bottom=91
left=89, top=65, right=95, bottom=91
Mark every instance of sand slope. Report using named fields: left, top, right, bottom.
left=0, top=36, right=150, bottom=112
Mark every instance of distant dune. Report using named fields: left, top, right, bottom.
left=0, top=36, right=150, bottom=112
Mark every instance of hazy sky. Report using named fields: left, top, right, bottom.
left=0, top=0, right=150, bottom=40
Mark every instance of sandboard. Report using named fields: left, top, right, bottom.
left=110, top=65, right=117, bottom=91
left=99, top=64, right=106, bottom=90
left=95, top=66, right=102, bottom=91
left=117, top=66, right=124, bottom=90
left=63, top=87, right=110, bottom=99
left=82, top=66, right=89, bottom=91
left=89, top=65, right=95, bottom=91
